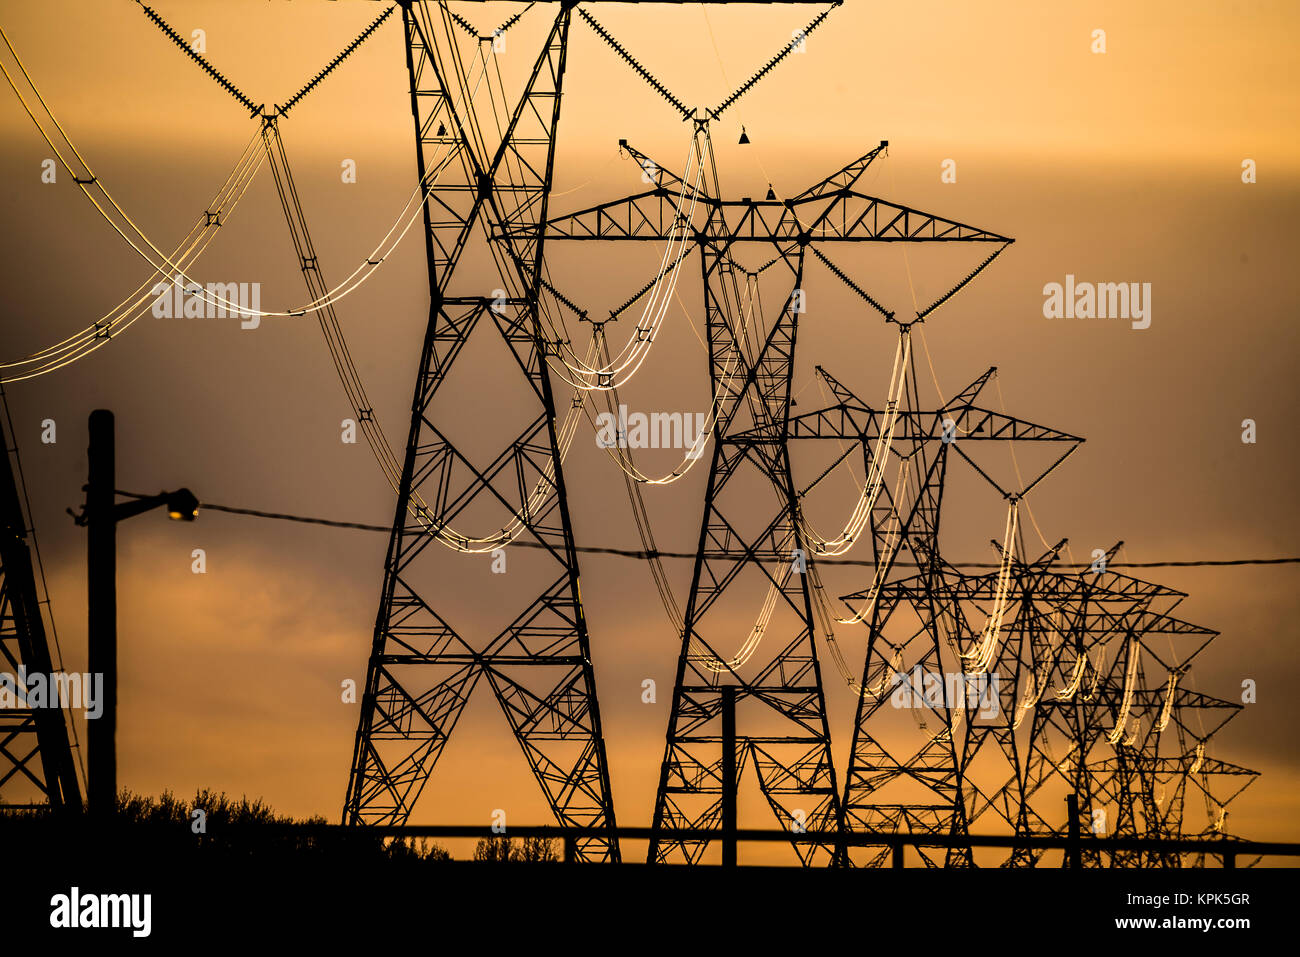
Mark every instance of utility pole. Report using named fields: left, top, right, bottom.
left=86, top=409, right=116, bottom=816
left=80, top=409, right=199, bottom=816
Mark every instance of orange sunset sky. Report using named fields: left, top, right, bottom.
left=1, top=0, right=1297, bottom=860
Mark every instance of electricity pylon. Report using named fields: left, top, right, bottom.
left=130, top=0, right=612, bottom=842
left=0, top=395, right=80, bottom=811
left=539, top=131, right=1013, bottom=863
left=993, top=564, right=1258, bottom=867
left=780, top=362, right=1082, bottom=865
left=345, top=0, right=848, bottom=860
left=340, top=3, right=628, bottom=860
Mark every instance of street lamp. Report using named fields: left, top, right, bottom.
left=165, top=489, right=200, bottom=522
left=72, top=409, right=200, bottom=815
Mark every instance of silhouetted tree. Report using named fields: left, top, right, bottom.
left=514, top=835, right=558, bottom=862
left=473, top=835, right=513, bottom=861
left=471, top=835, right=558, bottom=862
left=386, top=836, right=452, bottom=862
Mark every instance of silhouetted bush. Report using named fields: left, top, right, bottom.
left=472, top=835, right=558, bottom=862
left=0, top=787, right=452, bottom=864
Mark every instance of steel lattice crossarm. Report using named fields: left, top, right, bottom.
left=796, top=363, right=1081, bottom=592
left=773, top=400, right=1085, bottom=447
left=533, top=138, right=1014, bottom=326
left=527, top=140, right=1012, bottom=245
left=1097, top=755, right=1259, bottom=778
left=1159, top=688, right=1244, bottom=740
left=1090, top=754, right=1261, bottom=814
left=533, top=189, right=1011, bottom=243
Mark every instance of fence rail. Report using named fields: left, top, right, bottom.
left=214, top=822, right=1300, bottom=868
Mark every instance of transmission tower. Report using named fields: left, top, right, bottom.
left=998, top=562, right=1258, bottom=867
left=337, top=2, right=631, bottom=859
left=135, top=0, right=619, bottom=847
left=778, top=358, right=1082, bottom=865
left=345, top=0, right=854, bottom=860
left=541, top=124, right=1013, bottom=861
left=0, top=392, right=81, bottom=811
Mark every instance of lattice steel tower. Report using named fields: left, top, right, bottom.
left=344, top=0, right=849, bottom=862
left=539, top=123, right=1013, bottom=861
left=340, top=2, right=627, bottom=859
left=0, top=392, right=80, bottom=811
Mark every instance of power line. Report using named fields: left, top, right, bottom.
left=119, top=494, right=1300, bottom=570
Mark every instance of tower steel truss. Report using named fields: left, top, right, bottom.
left=342, top=2, right=625, bottom=858
left=774, top=361, right=1082, bottom=865
left=989, top=563, right=1259, bottom=867
left=538, top=133, right=1012, bottom=863
left=341, top=0, right=859, bottom=862
left=0, top=395, right=80, bottom=811
left=344, top=0, right=837, bottom=857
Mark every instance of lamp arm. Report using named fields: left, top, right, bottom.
left=111, top=493, right=168, bottom=523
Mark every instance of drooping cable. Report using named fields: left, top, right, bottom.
left=549, top=132, right=707, bottom=390
left=796, top=328, right=911, bottom=556
left=1155, top=671, right=1179, bottom=732
left=0, top=22, right=477, bottom=331
left=0, top=128, right=266, bottom=380
left=959, top=500, right=1019, bottom=673
left=1107, top=637, right=1141, bottom=745
left=592, top=269, right=755, bottom=485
